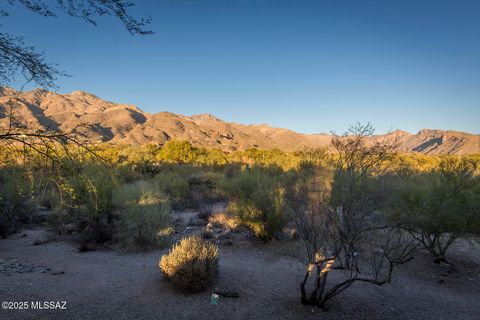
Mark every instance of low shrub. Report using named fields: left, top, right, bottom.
left=160, top=236, right=219, bottom=292
left=84, top=165, right=116, bottom=219
left=387, top=158, right=480, bottom=262
left=152, top=171, right=190, bottom=209
left=0, top=167, right=33, bottom=237
left=219, top=168, right=286, bottom=241
left=187, top=171, right=223, bottom=216
left=63, top=164, right=117, bottom=231
left=208, top=212, right=241, bottom=231
left=44, top=165, right=118, bottom=247
left=114, top=180, right=172, bottom=251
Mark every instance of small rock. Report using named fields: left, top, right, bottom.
left=50, top=270, right=65, bottom=276
left=217, top=231, right=231, bottom=240
left=221, top=240, right=233, bottom=246
left=64, top=223, right=80, bottom=233
left=201, top=231, right=214, bottom=239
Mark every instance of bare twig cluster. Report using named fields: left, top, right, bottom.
left=286, top=123, right=418, bottom=309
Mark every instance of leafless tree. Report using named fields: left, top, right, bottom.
left=285, top=124, right=418, bottom=309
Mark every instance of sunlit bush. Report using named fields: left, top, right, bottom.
left=160, top=236, right=219, bottom=292
left=208, top=211, right=241, bottom=230
left=156, top=140, right=200, bottom=163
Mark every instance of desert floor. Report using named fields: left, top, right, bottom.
left=1, top=211, right=479, bottom=320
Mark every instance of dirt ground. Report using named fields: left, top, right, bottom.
left=1, top=218, right=479, bottom=320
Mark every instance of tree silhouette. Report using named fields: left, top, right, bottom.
left=0, top=0, right=153, bottom=88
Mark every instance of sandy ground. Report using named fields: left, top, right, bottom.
left=1, top=221, right=479, bottom=320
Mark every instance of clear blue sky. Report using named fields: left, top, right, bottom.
left=4, top=0, right=480, bottom=134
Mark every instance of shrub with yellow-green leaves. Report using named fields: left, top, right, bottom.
left=160, top=236, right=219, bottom=292
left=219, top=168, right=286, bottom=241
left=114, top=180, right=172, bottom=251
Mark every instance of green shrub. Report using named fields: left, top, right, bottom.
left=156, top=140, right=199, bottom=163
left=160, top=236, right=219, bottom=292
left=152, top=168, right=224, bottom=211
left=114, top=180, right=172, bottom=251
left=387, top=159, right=480, bottom=262
left=0, top=167, right=33, bottom=237
left=67, top=165, right=117, bottom=228
left=187, top=171, right=223, bottom=216
left=220, top=168, right=286, bottom=241
left=44, top=164, right=117, bottom=247
left=152, top=171, right=190, bottom=209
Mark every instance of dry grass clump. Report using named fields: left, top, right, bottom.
left=208, top=212, right=241, bottom=230
left=160, top=236, right=219, bottom=292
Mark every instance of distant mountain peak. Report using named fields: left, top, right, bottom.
left=1, top=89, right=478, bottom=155
left=71, top=90, right=98, bottom=97
left=190, top=113, right=221, bottom=121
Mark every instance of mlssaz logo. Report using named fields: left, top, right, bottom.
left=31, top=301, right=67, bottom=310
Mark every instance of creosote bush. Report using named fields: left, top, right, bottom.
left=114, top=180, right=172, bottom=251
left=160, top=236, right=219, bottom=292
left=152, top=171, right=190, bottom=209
left=220, top=168, right=286, bottom=241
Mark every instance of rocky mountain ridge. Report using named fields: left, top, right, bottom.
left=1, top=88, right=478, bottom=154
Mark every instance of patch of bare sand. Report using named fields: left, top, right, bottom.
left=1, top=228, right=479, bottom=320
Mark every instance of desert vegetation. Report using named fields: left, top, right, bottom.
left=0, top=123, right=479, bottom=311
left=387, top=158, right=480, bottom=263
left=1, top=1, right=478, bottom=319
left=160, top=236, right=219, bottom=292
left=284, top=124, right=419, bottom=308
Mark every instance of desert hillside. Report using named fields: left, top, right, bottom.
left=1, top=88, right=478, bottom=154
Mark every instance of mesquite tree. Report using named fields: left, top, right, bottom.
left=388, top=158, right=480, bottom=263
left=285, top=124, right=418, bottom=309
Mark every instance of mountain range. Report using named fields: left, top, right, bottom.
left=0, top=88, right=478, bottom=155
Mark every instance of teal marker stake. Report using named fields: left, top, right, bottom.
left=211, top=293, right=219, bottom=306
